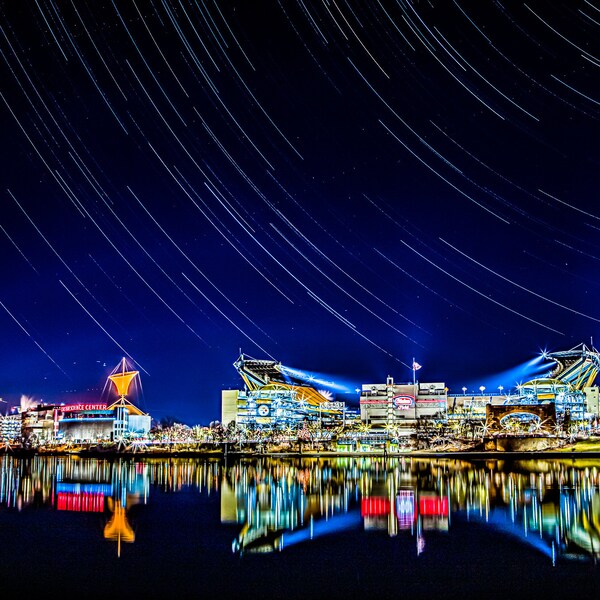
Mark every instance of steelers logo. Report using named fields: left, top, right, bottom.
left=258, top=405, right=269, bottom=417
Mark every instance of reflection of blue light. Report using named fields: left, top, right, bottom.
left=56, top=483, right=113, bottom=494
left=280, top=510, right=363, bottom=549
left=456, top=509, right=553, bottom=559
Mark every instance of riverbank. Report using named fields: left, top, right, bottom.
left=2, top=437, right=600, bottom=459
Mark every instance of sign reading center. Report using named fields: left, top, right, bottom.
left=392, top=395, right=414, bottom=410
left=62, top=403, right=108, bottom=412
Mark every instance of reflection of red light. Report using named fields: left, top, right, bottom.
left=419, top=496, right=448, bottom=517
left=57, top=492, right=105, bottom=512
left=361, top=497, right=390, bottom=516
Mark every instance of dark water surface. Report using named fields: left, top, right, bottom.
left=1, top=454, right=599, bottom=599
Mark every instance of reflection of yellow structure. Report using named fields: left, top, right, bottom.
left=104, top=497, right=135, bottom=557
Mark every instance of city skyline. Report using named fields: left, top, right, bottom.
left=1, top=3, right=598, bottom=425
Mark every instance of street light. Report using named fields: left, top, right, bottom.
left=479, top=386, right=486, bottom=395
left=498, top=385, right=504, bottom=395
left=462, top=387, right=467, bottom=395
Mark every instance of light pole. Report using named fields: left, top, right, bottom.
left=479, top=386, right=486, bottom=395
left=319, top=403, right=322, bottom=437
left=498, top=385, right=504, bottom=396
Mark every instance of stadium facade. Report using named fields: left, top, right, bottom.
left=222, top=354, right=353, bottom=428
left=222, top=344, right=600, bottom=432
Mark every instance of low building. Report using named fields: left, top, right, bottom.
left=0, top=413, right=21, bottom=443
left=59, top=400, right=151, bottom=442
left=21, top=405, right=58, bottom=443
left=447, top=392, right=506, bottom=419
left=58, top=402, right=115, bottom=442
left=19, top=400, right=151, bottom=444
left=7, top=358, right=151, bottom=445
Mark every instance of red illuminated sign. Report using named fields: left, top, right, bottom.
left=61, top=403, right=108, bottom=412
left=419, top=495, right=448, bottom=517
left=361, top=497, right=391, bottom=517
left=56, top=492, right=105, bottom=512
left=393, top=394, right=414, bottom=409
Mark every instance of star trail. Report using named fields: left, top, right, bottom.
left=0, top=1, right=598, bottom=424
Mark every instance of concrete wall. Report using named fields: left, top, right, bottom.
left=60, top=419, right=113, bottom=442
left=221, top=389, right=239, bottom=426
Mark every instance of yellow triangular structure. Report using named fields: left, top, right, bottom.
left=108, top=397, right=147, bottom=416
left=108, top=358, right=139, bottom=397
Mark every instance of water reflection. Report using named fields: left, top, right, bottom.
left=1, top=454, right=599, bottom=564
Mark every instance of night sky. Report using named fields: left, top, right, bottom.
left=1, top=2, right=598, bottom=425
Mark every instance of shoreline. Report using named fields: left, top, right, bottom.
left=2, top=446, right=600, bottom=460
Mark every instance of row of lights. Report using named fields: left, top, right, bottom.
left=461, top=385, right=505, bottom=395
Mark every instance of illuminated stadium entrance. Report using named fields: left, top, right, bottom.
left=485, top=404, right=556, bottom=435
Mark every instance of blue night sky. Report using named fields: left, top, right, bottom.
left=0, top=2, right=598, bottom=425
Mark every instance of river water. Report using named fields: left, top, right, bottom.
left=1, top=453, right=599, bottom=599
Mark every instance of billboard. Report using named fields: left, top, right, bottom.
left=393, top=394, right=414, bottom=410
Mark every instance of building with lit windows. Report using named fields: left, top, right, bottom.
left=18, top=399, right=151, bottom=444
left=19, top=358, right=152, bottom=444
left=359, top=376, right=448, bottom=428
left=0, top=413, right=21, bottom=443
